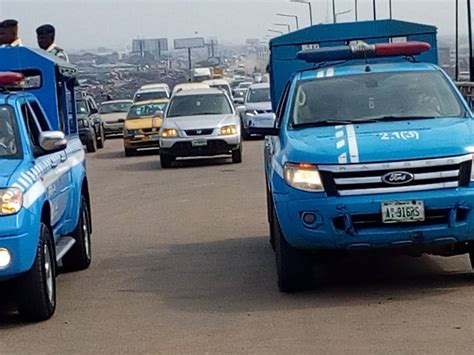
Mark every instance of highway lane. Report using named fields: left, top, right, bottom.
left=1, top=139, right=474, bottom=353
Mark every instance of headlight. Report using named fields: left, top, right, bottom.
left=160, top=128, right=178, bottom=138
left=246, top=110, right=258, bottom=117
left=78, top=119, right=89, bottom=128
left=219, top=125, right=237, bottom=136
left=284, top=163, right=325, bottom=192
left=0, top=187, right=23, bottom=215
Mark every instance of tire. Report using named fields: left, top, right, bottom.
left=62, top=196, right=92, bottom=271
left=16, top=223, right=56, bottom=321
left=97, top=126, right=105, bottom=149
left=242, top=127, right=251, bottom=140
left=267, top=187, right=275, bottom=251
left=232, top=145, right=242, bottom=164
left=160, top=151, right=174, bottom=168
left=469, top=250, right=474, bottom=269
left=273, top=209, right=312, bottom=293
left=125, top=148, right=136, bottom=157
left=86, top=137, right=97, bottom=153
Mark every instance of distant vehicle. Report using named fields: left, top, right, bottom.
left=233, top=88, right=248, bottom=105
left=203, top=79, right=233, bottom=99
left=100, top=100, right=133, bottom=137
left=192, top=67, right=213, bottom=82
left=172, top=82, right=210, bottom=96
left=159, top=88, right=242, bottom=168
left=239, top=83, right=272, bottom=139
left=139, top=83, right=171, bottom=97
left=133, top=87, right=170, bottom=102
left=237, top=81, right=253, bottom=90
left=0, top=48, right=92, bottom=321
left=76, top=92, right=105, bottom=152
left=123, top=99, right=168, bottom=156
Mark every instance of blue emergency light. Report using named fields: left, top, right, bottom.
left=297, top=42, right=431, bottom=63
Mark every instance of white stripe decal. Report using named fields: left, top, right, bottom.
left=317, top=70, right=324, bottom=78
left=271, top=158, right=284, bottom=179
left=335, top=130, right=344, bottom=138
left=336, top=140, right=345, bottom=149
left=338, top=153, right=348, bottom=164
left=346, top=124, right=360, bottom=163
left=23, top=149, right=85, bottom=208
left=326, top=68, right=334, bottom=77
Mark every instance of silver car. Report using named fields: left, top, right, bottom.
left=239, top=83, right=272, bottom=139
left=159, top=88, right=242, bottom=168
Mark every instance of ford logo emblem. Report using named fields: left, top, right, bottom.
left=382, top=171, right=414, bottom=185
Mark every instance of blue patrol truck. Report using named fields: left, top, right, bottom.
left=0, top=48, right=92, bottom=320
left=250, top=20, right=474, bottom=292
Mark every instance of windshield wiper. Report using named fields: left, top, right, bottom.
left=353, top=116, right=437, bottom=123
left=292, top=120, right=353, bottom=128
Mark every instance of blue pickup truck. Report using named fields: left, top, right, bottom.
left=0, top=48, right=92, bottom=320
left=251, top=20, right=474, bottom=292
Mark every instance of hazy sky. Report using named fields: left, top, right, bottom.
left=0, top=0, right=467, bottom=50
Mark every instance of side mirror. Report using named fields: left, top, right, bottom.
left=152, top=110, right=164, bottom=119
left=236, top=105, right=246, bottom=113
left=39, top=131, right=68, bottom=152
left=247, top=113, right=279, bottom=136
left=90, top=107, right=99, bottom=114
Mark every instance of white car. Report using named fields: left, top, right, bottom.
left=203, top=79, right=233, bottom=99
left=159, top=88, right=242, bottom=168
left=133, top=86, right=170, bottom=102
left=171, top=82, right=210, bottom=96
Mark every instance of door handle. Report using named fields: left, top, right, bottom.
left=51, top=160, right=58, bottom=169
left=60, top=154, right=67, bottom=162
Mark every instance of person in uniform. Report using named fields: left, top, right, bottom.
left=36, top=24, right=69, bottom=62
left=0, top=19, right=22, bottom=47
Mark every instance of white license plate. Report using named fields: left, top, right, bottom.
left=192, top=139, right=208, bottom=147
left=382, top=201, right=425, bottom=224
left=149, top=135, right=160, bottom=141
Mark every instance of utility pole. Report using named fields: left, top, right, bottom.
left=188, top=48, right=192, bottom=71
left=373, top=0, right=377, bottom=20
left=332, top=0, right=337, bottom=24
left=469, top=0, right=474, bottom=81
left=456, top=0, right=459, bottom=80
left=389, top=0, right=392, bottom=19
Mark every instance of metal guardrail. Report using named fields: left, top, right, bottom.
left=456, top=82, right=474, bottom=108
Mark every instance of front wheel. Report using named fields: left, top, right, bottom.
left=86, top=137, right=97, bottom=153
left=62, top=196, right=92, bottom=271
left=273, top=209, right=312, bottom=293
left=160, top=151, right=174, bottom=168
left=232, top=145, right=242, bottom=164
left=97, top=126, right=105, bottom=149
left=16, top=223, right=56, bottom=321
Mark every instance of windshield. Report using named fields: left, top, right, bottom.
left=247, top=87, right=270, bottom=103
left=75, top=100, right=89, bottom=115
left=239, top=82, right=252, bottom=89
left=291, top=71, right=465, bottom=126
left=100, top=102, right=133, bottom=114
left=167, top=94, right=233, bottom=117
left=127, top=103, right=167, bottom=119
left=134, top=91, right=168, bottom=102
left=0, top=106, right=20, bottom=158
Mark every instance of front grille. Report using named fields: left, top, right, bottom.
left=319, top=155, right=472, bottom=197
left=333, top=207, right=469, bottom=231
left=185, top=129, right=214, bottom=136
left=142, top=128, right=159, bottom=134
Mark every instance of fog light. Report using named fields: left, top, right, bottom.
left=302, top=212, right=316, bottom=225
left=0, top=248, right=11, bottom=268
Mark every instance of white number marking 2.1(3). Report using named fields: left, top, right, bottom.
left=380, top=131, right=420, bottom=141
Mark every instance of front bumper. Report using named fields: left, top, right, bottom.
left=0, top=208, right=40, bottom=280
left=274, top=185, right=474, bottom=251
left=104, top=123, right=124, bottom=136
left=124, top=134, right=161, bottom=150
left=160, top=134, right=240, bottom=157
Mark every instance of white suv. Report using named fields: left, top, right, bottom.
left=159, top=88, right=242, bottom=168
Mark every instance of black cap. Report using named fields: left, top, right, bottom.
left=0, top=19, right=18, bottom=28
left=36, top=24, right=55, bottom=35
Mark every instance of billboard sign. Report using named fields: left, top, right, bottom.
left=132, top=38, right=168, bottom=53
left=174, top=37, right=205, bottom=49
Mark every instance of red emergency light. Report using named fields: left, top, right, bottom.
left=0, top=72, right=24, bottom=87
left=297, top=41, right=431, bottom=63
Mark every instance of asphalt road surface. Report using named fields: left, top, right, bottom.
left=1, top=139, right=474, bottom=354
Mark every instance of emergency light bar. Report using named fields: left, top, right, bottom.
left=0, top=72, right=24, bottom=87
left=297, top=42, right=431, bottom=63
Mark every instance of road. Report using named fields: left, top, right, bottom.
left=1, top=139, right=474, bottom=354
